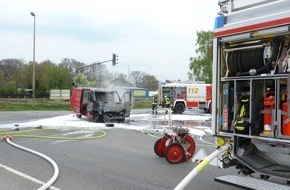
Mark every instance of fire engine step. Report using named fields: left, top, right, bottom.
left=215, top=175, right=290, bottom=190
left=238, top=148, right=275, bottom=169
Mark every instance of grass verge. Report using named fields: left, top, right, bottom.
left=0, top=98, right=152, bottom=111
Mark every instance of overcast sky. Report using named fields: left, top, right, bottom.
left=1, top=0, right=219, bottom=82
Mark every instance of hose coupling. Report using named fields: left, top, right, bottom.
left=2, top=135, right=13, bottom=141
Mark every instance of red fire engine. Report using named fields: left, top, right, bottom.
left=158, top=82, right=212, bottom=114
left=211, top=0, right=290, bottom=189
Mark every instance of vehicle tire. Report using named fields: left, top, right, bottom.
left=165, top=142, right=184, bottom=164
left=179, top=134, right=196, bottom=162
left=77, top=114, right=82, bottom=118
left=103, top=114, right=111, bottom=123
left=93, top=114, right=101, bottom=122
left=174, top=103, right=185, bottom=114
left=154, top=136, right=170, bottom=157
left=203, top=102, right=212, bottom=113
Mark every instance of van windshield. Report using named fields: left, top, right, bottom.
left=95, top=91, right=120, bottom=102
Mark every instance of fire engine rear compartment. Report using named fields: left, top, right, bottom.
left=218, top=74, right=290, bottom=181
left=213, top=23, right=290, bottom=182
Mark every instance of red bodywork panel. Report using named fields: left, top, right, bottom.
left=214, top=17, right=290, bottom=38
left=206, top=85, right=212, bottom=102
left=70, top=87, right=84, bottom=115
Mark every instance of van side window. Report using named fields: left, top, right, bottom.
left=83, top=90, right=89, bottom=104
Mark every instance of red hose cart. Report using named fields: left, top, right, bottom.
left=154, top=126, right=196, bottom=164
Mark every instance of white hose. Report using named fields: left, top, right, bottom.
left=174, top=144, right=231, bottom=190
left=5, top=138, right=59, bottom=190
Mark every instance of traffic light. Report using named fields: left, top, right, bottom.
left=112, top=53, right=118, bottom=65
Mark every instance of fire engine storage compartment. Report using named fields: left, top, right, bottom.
left=213, top=29, right=290, bottom=180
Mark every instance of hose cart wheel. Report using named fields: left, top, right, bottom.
left=179, top=134, right=196, bottom=162
left=165, top=142, right=184, bottom=164
left=154, top=136, right=170, bottom=157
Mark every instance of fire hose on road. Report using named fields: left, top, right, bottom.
left=174, top=144, right=232, bottom=190
left=3, top=135, right=59, bottom=190
left=1, top=127, right=107, bottom=189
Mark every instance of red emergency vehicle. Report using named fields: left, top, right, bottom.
left=211, top=0, right=290, bottom=188
left=158, top=82, right=212, bottom=114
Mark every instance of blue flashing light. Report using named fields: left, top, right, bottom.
left=214, top=15, right=225, bottom=29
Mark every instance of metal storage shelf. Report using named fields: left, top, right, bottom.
left=221, top=73, right=288, bottom=81
left=218, top=73, right=290, bottom=142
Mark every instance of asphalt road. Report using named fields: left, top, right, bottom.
left=0, top=110, right=240, bottom=190
left=0, top=111, right=72, bottom=125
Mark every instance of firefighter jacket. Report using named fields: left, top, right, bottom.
left=152, top=97, right=157, bottom=105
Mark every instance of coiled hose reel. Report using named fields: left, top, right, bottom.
left=225, top=39, right=280, bottom=76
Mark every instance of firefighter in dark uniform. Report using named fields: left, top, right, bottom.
left=152, top=95, right=158, bottom=114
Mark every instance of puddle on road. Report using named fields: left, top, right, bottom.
left=150, top=120, right=211, bottom=128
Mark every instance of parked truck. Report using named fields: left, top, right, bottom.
left=211, top=0, right=290, bottom=188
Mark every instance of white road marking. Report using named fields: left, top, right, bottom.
left=0, top=163, right=61, bottom=190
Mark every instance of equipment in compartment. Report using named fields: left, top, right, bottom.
left=222, top=82, right=234, bottom=132
left=234, top=95, right=250, bottom=134
left=278, top=38, right=289, bottom=73
left=224, top=39, right=282, bottom=77
left=262, top=91, right=275, bottom=135
left=284, top=48, right=290, bottom=72
left=282, top=74, right=290, bottom=136
left=281, top=93, right=289, bottom=135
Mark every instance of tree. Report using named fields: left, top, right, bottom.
left=75, top=73, right=89, bottom=86
left=34, top=60, right=72, bottom=97
left=140, top=74, right=159, bottom=90
left=188, top=30, right=213, bottom=83
left=0, top=59, right=26, bottom=97
left=109, top=72, right=131, bottom=87
left=60, top=58, right=85, bottom=76
left=129, top=71, right=144, bottom=87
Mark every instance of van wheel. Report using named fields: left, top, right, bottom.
left=93, top=114, right=101, bottom=122
left=103, top=115, right=111, bottom=123
left=175, top=103, right=185, bottom=114
left=77, top=114, right=82, bottom=118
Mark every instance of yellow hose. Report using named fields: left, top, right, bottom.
left=0, top=127, right=106, bottom=140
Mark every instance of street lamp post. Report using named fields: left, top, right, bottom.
left=30, top=12, right=36, bottom=101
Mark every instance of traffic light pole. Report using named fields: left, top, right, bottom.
left=73, top=53, right=118, bottom=86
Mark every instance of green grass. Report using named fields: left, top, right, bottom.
left=0, top=98, right=151, bottom=111
left=1, top=103, right=71, bottom=111
left=132, top=98, right=151, bottom=109
left=0, top=99, right=71, bottom=111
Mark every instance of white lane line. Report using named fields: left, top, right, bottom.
left=0, top=163, right=61, bottom=190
